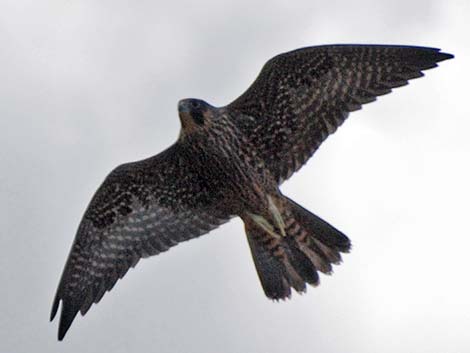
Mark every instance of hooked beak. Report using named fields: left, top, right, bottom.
left=178, top=100, right=191, bottom=114
left=178, top=100, right=194, bottom=132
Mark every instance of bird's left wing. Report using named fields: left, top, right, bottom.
left=226, top=45, right=453, bottom=184
left=51, top=143, right=231, bottom=340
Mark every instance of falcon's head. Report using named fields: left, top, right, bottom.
left=178, top=99, right=214, bottom=134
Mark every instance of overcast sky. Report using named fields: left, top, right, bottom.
left=1, top=1, right=468, bottom=352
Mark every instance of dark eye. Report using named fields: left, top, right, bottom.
left=191, top=100, right=200, bottom=109
left=192, top=110, right=204, bottom=125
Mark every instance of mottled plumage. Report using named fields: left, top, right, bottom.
left=51, top=44, right=453, bottom=340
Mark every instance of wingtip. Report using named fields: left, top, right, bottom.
left=58, top=323, right=70, bottom=341
left=430, top=48, right=454, bottom=63
left=50, top=294, right=60, bottom=322
left=58, top=329, right=67, bottom=341
left=411, top=47, right=454, bottom=67
left=51, top=295, right=82, bottom=341
left=438, top=51, right=454, bottom=61
left=57, top=304, right=80, bottom=341
left=58, top=331, right=66, bottom=341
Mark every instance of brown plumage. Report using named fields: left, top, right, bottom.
left=51, top=44, right=453, bottom=340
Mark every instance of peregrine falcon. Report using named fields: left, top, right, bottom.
left=51, top=44, right=453, bottom=340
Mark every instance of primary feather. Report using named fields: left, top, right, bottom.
left=51, top=44, right=452, bottom=340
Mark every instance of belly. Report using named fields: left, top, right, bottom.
left=194, top=141, right=276, bottom=216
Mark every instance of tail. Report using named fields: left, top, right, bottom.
left=245, top=197, right=351, bottom=300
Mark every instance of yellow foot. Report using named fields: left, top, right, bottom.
left=247, top=213, right=282, bottom=239
left=267, top=195, right=286, bottom=237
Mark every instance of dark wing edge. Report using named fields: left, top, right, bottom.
left=226, top=44, right=453, bottom=183
left=50, top=144, right=231, bottom=340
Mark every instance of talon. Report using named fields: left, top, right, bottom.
left=248, top=213, right=282, bottom=239
left=267, top=196, right=286, bottom=237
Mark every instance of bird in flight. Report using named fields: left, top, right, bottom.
left=51, top=44, right=453, bottom=340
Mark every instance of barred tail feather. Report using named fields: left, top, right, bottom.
left=245, top=197, right=351, bottom=300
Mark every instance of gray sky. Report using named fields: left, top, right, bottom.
left=1, top=0, right=468, bottom=352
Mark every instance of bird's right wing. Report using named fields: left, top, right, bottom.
left=51, top=143, right=232, bottom=340
left=227, top=45, right=453, bottom=184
